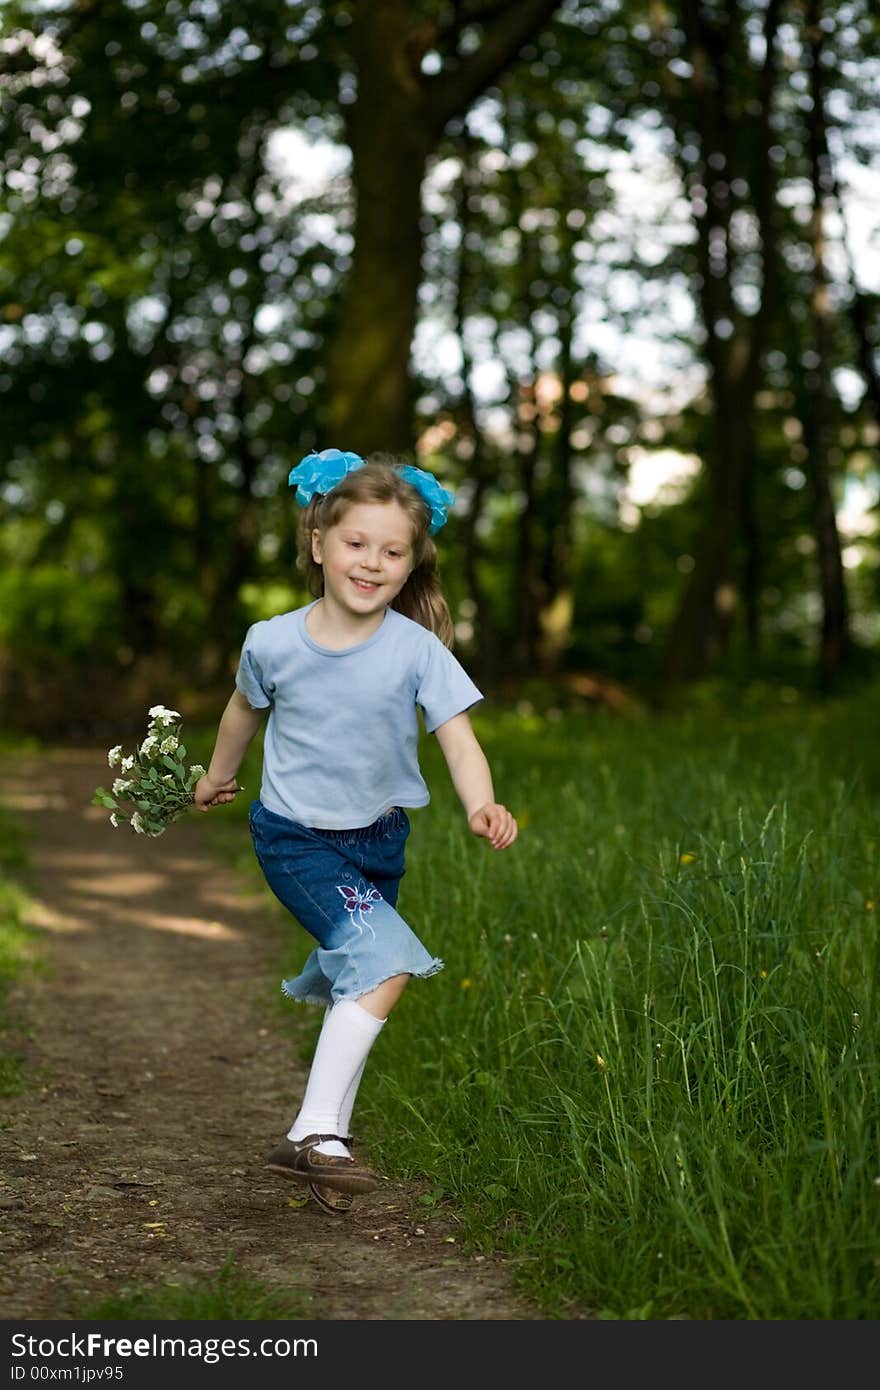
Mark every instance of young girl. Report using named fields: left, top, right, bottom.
left=193, top=448, right=517, bottom=1214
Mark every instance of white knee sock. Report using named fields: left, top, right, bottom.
left=288, top=1000, right=385, bottom=1157
left=337, top=1060, right=367, bottom=1144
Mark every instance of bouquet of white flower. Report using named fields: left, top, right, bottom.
left=92, top=705, right=207, bottom=837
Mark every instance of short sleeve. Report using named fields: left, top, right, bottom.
left=235, top=625, right=273, bottom=709
left=416, top=635, right=483, bottom=734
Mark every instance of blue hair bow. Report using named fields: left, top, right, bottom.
left=396, top=464, right=455, bottom=536
left=288, top=449, right=454, bottom=535
left=287, top=448, right=366, bottom=507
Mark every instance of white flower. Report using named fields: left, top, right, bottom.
left=95, top=705, right=197, bottom=840
left=148, top=705, right=181, bottom=726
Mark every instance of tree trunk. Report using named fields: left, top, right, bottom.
left=805, top=0, right=849, bottom=690
left=741, top=467, right=761, bottom=656
left=538, top=271, right=576, bottom=672
left=662, top=399, right=746, bottom=683
left=326, top=120, right=428, bottom=453
left=325, top=0, right=562, bottom=452
left=659, top=0, right=782, bottom=688
left=453, top=137, right=495, bottom=681
left=513, top=380, right=544, bottom=671
left=215, top=333, right=260, bottom=620
left=737, top=0, right=784, bottom=660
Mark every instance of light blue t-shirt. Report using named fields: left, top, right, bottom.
left=235, top=602, right=483, bottom=830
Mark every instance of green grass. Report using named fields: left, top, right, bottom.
left=0, top=806, right=37, bottom=1097
left=372, top=693, right=879, bottom=1319
left=76, top=1255, right=315, bottom=1320
left=195, top=688, right=880, bottom=1319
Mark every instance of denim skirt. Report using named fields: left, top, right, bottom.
left=248, top=800, right=444, bottom=1006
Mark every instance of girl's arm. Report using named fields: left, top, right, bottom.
left=193, top=690, right=266, bottom=811
left=434, top=711, right=518, bottom=850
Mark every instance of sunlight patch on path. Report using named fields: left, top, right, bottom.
left=22, top=888, right=242, bottom=941
left=1, top=789, right=69, bottom=812
left=21, top=896, right=87, bottom=935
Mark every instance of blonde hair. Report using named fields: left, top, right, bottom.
left=296, top=455, right=454, bottom=647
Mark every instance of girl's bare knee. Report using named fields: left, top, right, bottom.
left=357, top=972, right=411, bottom=1019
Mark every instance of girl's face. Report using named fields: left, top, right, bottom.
left=312, top=500, right=417, bottom=622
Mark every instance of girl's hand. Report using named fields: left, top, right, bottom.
left=468, top=802, right=518, bottom=850
left=193, top=774, right=239, bottom=811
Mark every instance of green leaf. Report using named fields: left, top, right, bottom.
left=92, top=790, right=117, bottom=810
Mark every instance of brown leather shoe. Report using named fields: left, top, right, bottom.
left=265, top=1134, right=379, bottom=1194
left=309, top=1181, right=354, bottom=1214
left=309, top=1133, right=357, bottom=1212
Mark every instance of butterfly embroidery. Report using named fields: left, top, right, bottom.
left=337, top=881, right=382, bottom=936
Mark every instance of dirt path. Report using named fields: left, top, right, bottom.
left=0, top=750, right=540, bottom=1321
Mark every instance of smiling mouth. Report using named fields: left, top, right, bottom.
left=351, top=579, right=379, bottom=592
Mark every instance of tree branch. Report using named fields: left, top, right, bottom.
left=741, top=0, right=783, bottom=387
left=437, top=0, right=528, bottom=55
left=423, top=0, right=562, bottom=137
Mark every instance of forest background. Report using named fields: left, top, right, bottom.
left=1, top=0, right=878, bottom=736
left=2, top=1, right=880, bottom=1323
